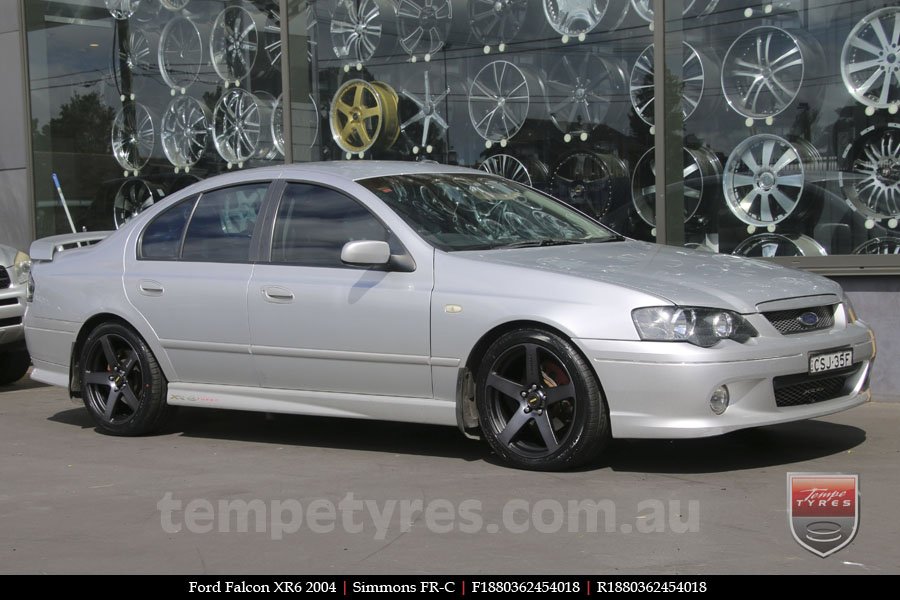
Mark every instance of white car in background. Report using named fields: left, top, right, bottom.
left=0, top=243, right=31, bottom=385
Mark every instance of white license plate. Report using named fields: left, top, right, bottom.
left=808, top=349, right=853, bottom=374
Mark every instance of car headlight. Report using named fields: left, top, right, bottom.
left=842, top=296, right=858, bottom=323
left=12, top=250, right=31, bottom=286
left=632, top=306, right=757, bottom=347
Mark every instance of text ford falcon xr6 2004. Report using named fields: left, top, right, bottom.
left=24, top=162, right=875, bottom=470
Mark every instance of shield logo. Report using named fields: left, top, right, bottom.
left=787, top=473, right=859, bottom=557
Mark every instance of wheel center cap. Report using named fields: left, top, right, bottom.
left=877, top=159, right=899, bottom=185
left=525, top=389, right=546, bottom=409
left=494, top=1, right=504, bottom=12
left=757, top=170, right=776, bottom=191
left=574, top=87, right=586, bottom=100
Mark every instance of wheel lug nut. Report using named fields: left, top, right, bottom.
left=521, top=391, right=527, bottom=397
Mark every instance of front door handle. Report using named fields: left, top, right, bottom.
left=138, top=280, right=164, bottom=296
left=262, top=286, right=294, bottom=303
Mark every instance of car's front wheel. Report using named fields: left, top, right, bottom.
left=80, top=322, right=171, bottom=435
left=475, top=328, right=610, bottom=471
left=0, top=349, right=30, bottom=385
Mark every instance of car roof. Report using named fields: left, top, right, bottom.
left=281, top=160, right=481, bottom=181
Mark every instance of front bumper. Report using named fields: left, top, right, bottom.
left=575, top=320, right=875, bottom=439
left=0, top=284, right=26, bottom=348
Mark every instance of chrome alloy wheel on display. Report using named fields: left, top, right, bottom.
left=542, top=1, right=607, bottom=37
left=722, top=26, right=808, bottom=120
left=631, top=147, right=721, bottom=228
left=853, top=237, right=900, bottom=255
left=106, top=0, right=140, bottom=20
left=468, top=60, right=538, bottom=143
left=630, top=0, right=718, bottom=22
left=400, top=70, right=450, bottom=150
left=113, top=178, right=165, bottom=229
left=210, top=4, right=264, bottom=83
left=841, top=8, right=900, bottom=109
left=723, top=134, right=819, bottom=227
left=118, top=28, right=152, bottom=74
left=160, top=95, right=210, bottom=169
left=546, top=51, right=626, bottom=136
left=469, top=0, right=529, bottom=47
left=733, top=233, right=826, bottom=257
left=272, top=94, right=285, bottom=157
left=111, top=102, right=155, bottom=172
left=158, top=16, right=204, bottom=92
left=331, top=0, right=383, bottom=64
left=263, top=6, right=282, bottom=71
left=213, top=88, right=272, bottom=165
left=549, top=151, right=628, bottom=220
left=160, top=0, right=190, bottom=10
left=478, top=154, right=547, bottom=187
left=329, top=79, right=400, bottom=154
left=630, top=42, right=705, bottom=127
left=840, top=124, right=900, bottom=221
left=395, top=0, right=452, bottom=58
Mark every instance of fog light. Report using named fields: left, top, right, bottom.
left=710, top=385, right=729, bottom=415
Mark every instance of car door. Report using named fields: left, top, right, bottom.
left=248, top=181, right=433, bottom=398
left=123, top=181, right=271, bottom=386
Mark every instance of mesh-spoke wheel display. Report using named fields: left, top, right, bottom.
left=546, top=52, right=625, bottom=135
left=853, top=237, right=900, bottom=255
left=630, top=0, right=718, bottom=22
left=213, top=89, right=272, bottom=164
left=631, top=147, right=721, bottom=228
left=161, top=95, right=210, bottom=169
left=841, top=8, right=900, bottom=109
left=264, top=7, right=282, bottom=70
left=159, top=17, right=204, bottom=91
left=630, top=42, right=704, bottom=126
left=111, top=103, right=154, bottom=172
left=331, top=0, right=383, bottom=63
left=160, top=0, right=190, bottom=10
left=468, top=60, right=536, bottom=142
left=211, top=5, right=263, bottom=82
left=478, top=154, right=547, bottom=187
left=722, top=26, right=806, bottom=119
left=106, top=0, right=140, bottom=20
left=840, top=124, right=900, bottom=220
left=542, top=1, right=608, bottom=37
left=469, top=0, right=529, bottom=46
left=733, top=233, right=826, bottom=257
left=549, top=151, right=627, bottom=220
left=400, top=70, right=450, bottom=149
left=396, top=0, right=452, bottom=58
left=330, top=79, right=400, bottom=154
left=272, top=94, right=284, bottom=156
left=723, top=134, right=819, bottom=227
left=113, top=178, right=165, bottom=229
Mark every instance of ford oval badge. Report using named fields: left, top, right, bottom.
left=798, top=312, right=820, bottom=327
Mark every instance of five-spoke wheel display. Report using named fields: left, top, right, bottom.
left=476, top=329, right=609, bottom=470
left=330, top=79, right=400, bottom=154
left=723, top=134, right=819, bottom=226
left=841, top=8, right=900, bottom=109
left=80, top=322, right=170, bottom=436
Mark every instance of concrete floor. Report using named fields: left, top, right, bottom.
left=1, top=374, right=898, bottom=574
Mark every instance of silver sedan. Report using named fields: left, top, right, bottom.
left=24, top=162, right=875, bottom=470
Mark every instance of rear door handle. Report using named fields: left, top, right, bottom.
left=138, top=280, right=164, bottom=296
left=262, top=286, right=294, bottom=303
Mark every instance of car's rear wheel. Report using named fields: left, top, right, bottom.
left=475, top=328, right=609, bottom=471
left=0, top=349, right=30, bottom=385
left=80, top=322, right=171, bottom=435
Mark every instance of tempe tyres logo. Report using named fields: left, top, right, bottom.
left=787, top=473, right=859, bottom=557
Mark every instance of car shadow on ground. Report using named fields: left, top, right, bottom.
left=47, top=403, right=866, bottom=473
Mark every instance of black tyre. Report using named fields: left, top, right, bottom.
left=475, top=328, right=610, bottom=471
left=0, top=349, right=30, bottom=385
left=80, top=322, right=171, bottom=435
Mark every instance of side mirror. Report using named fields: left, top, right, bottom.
left=340, top=240, right=391, bottom=266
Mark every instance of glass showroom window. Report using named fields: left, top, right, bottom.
left=25, top=0, right=284, bottom=237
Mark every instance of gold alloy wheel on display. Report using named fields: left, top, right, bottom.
left=330, top=79, right=399, bottom=154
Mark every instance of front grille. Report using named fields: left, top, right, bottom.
left=764, top=304, right=835, bottom=335
left=0, top=297, right=17, bottom=307
left=0, top=316, right=22, bottom=328
left=773, top=366, right=859, bottom=407
left=0, top=266, right=9, bottom=289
